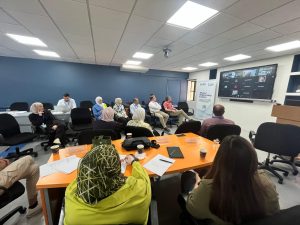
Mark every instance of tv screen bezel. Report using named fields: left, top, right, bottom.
left=218, top=64, right=278, bottom=101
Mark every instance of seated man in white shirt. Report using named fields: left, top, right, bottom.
left=57, top=93, right=77, bottom=112
left=130, top=98, right=141, bottom=116
left=148, top=94, right=170, bottom=132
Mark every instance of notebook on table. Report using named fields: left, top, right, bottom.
left=167, top=146, right=184, bottom=158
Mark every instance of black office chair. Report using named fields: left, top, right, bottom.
left=125, top=126, right=154, bottom=137
left=9, top=102, right=29, bottom=111
left=250, top=122, right=300, bottom=184
left=0, top=114, right=38, bottom=159
left=77, top=129, right=121, bottom=145
left=144, top=104, right=159, bottom=128
left=206, top=124, right=241, bottom=142
left=178, top=101, right=194, bottom=116
left=70, top=108, right=93, bottom=132
left=0, top=181, right=27, bottom=225
left=175, top=121, right=201, bottom=135
left=42, top=102, right=54, bottom=110
left=79, top=100, right=93, bottom=109
left=29, top=123, right=49, bottom=151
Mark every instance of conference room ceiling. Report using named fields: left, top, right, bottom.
left=1, top=0, right=300, bottom=72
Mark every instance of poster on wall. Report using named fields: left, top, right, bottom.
left=195, top=80, right=217, bottom=120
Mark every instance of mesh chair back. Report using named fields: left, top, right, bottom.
left=9, top=102, right=29, bottom=111
left=42, top=103, right=54, bottom=110
left=78, top=129, right=120, bottom=145
left=178, top=102, right=189, bottom=113
left=71, top=108, right=92, bottom=125
left=80, top=101, right=93, bottom=109
left=125, top=126, right=154, bottom=137
left=0, top=114, right=21, bottom=138
left=206, top=124, right=241, bottom=141
left=254, top=122, right=300, bottom=157
left=175, top=121, right=201, bottom=135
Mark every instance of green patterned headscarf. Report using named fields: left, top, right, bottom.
left=76, top=139, right=126, bottom=205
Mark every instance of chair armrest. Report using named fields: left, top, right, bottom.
left=249, top=131, right=256, bottom=144
left=0, top=133, right=5, bottom=144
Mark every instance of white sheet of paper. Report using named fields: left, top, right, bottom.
left=48, top=155, right=81, bottom=174
left=143, top=154, right=175, bottom=176
left=119, top=154, right=127, bottom=174
left=39, top=164, right=57, bottom=177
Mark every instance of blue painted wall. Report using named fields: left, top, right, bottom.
left=0, top=56, right=188, bottom=107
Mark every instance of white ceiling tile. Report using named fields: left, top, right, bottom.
left=133, top=0, right=186, bottom=22
left=0, top=0, right=45, bottom=16
left=41, top=0, right=90, bottom=35
left=89, top=0, right=135, bottom=13
left=125, top=15, right=163, bottom=36
left=195, top=13, right=244, bottom=35
left=219, top=22, right=265, bottom=41
left=0, top=8, right=18, bottom=24
left=0, top=22, right=31, bottom=35
left=251, top=1, right=300, bottom=28
left=224, top=0, right=293, bottom=20
left=271, top=18, right=300, bottom=34
left=179, top=31, right=212, bottom=45
left=147, top=37, right=172, bottom=49
left=197, top=36, right=233, bottom=49
left=152, top=25, right=189, bottom=42
left=240, top=29, right=283, bottom=45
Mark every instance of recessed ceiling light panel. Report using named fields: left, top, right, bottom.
left=33, top=50, right=60, bottom=58
left=133, top=52, right=154, bottom=59
left=199, top=62, right=218, bottom=67
left=182, top=66, right=197, bottom=71
left=125, top=60, right=142, bottom=65
left=6, top=33, right=47, bottom=47
left=266, top=40, right=300, bottom=52
left=224, top=54, right=251, bottom=61
left=167, top=1, right=218, bottom=29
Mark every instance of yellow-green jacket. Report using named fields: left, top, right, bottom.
left=64, top=162, right=151, bottom=225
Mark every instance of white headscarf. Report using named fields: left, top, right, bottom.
left=132, top=107, right=145, bottom=121
left=95, top=96, right=103, bottom=106
left=30, top=102, right=43, bottom=114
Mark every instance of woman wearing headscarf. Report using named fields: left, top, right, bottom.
left=92, top=107, right=123, bottom=134
left=64, top=140, right=151, bottom=225
left=127, top=107, right=154, bottom=134
left=29, top=102, right=66, bottom=146
left=113, top=98, right=129, bottom=126
left=92, top=96, right=107, bottom=120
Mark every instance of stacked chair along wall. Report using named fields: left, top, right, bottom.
left=175, top=121, right=201, bottom=135
left=77, top=129, right=121, bottom=145
left=9, top=102, right=29, bottom=111
left=42, top=102, right=54, bottom=111
left=205, top=124, right=241, bottom=142
left=70, top=108, right=93, bottom=132
left=0, top=114, right=38, bottom=159
left=177, top=102, right=194, bottom=116
left=177, top=193, right=300, bottom=225
left=0, top=181, right=27, bottom=225
left=250, top=122, right=300, bottom=184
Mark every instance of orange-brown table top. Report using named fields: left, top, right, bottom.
left=37, top=133, right=218, bottom=189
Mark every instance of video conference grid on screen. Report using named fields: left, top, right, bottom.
left=218, top=64, right=277, bottom=100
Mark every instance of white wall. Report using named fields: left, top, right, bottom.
left=188, top=55, right=294, bottom=135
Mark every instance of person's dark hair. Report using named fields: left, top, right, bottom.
left=149, top=94, right=155, bottom=101
left=64, top=93, right=70, bottom=97
left=213, top=104, right=225, bottom=116
left=206, top=135, right=266, bottom=224
left=165, top=96, right=171, bottom=101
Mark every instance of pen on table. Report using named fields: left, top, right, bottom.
left=159, top=159, right=173, bottom=164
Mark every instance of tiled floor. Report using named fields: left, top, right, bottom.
left=5, top=125, right=300, bottom=225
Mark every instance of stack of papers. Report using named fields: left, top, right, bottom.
left=143, top=154, right=175, bottom=176
left=40, top=155, right=81, bottom=177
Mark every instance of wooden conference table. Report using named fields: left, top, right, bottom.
left=37, top=133, right=219, bottom=225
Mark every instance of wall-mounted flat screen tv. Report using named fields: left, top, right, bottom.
left=218, top=64, right=277, bottom=100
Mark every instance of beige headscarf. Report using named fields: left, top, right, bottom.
left=101, top=107, right=115, bottom=122
left=132, top=107, right=145, bottom=121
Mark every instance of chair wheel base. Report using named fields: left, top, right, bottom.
left=283, top=172, right=289, bottom=177
left=293, top=171, right=299, bottom=176
left=19, top=207, right=27, bottom=214
left=278, top=179, right=283, bottom=184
